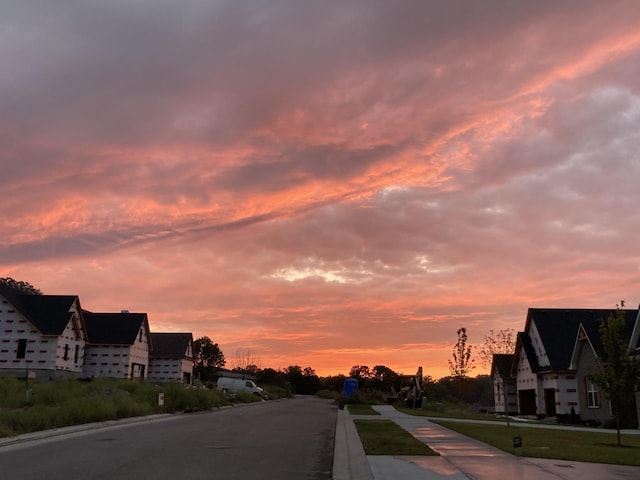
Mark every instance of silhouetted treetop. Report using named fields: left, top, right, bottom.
left=0, top=277, right=43, bottom=295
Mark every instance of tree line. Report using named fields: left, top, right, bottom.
left=190, top=335, right=497, bottom=403
left=194, top=309, right=639, bottom=427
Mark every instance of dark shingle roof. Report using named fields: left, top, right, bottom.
left=491, top=354, right=514, bottom=379
left=0, top=282, right=80, bottom=335
left=519, top=331, right=540, bottom=371
left=579, top=311, right=637, bottom=360
left=150, top=333, right=192, bottom=358
left=527, top=308, right=637, bottom=370
left=18, top=295, right=80, bottom=335
left=83, top=311, right=149, bottom=346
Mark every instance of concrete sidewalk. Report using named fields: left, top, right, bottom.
left=334, top=405, right=640, bottom=480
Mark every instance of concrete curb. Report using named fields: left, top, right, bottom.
left=0, top=399, right=285, bottom=449
left=0, top=413, right=177, bottom=448
left=0, top=402, right=264, bottom=448
left=333, top=408, right=373, bottom=480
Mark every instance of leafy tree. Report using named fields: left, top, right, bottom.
left=244, top=364, right=262, bottom=376
left=258, top=367, right=285, bottom=387
left=349, top=365, right=372, bottom=387
left=192, top=336, right=225, bottom=382
left=284, top=365, right=303, bottom=378
left=429, top=375, right=492, bottom=405
left=283, top=365, right=303, bottom=392
left=421, top=374, right=435, bottom=392
left=477, top=328, right=515, bottom=369
left=320, top=374, right=347, bottom=392
left=430, top=376, right=457, bottom=402
left=301, top=367, right=320, bottom=394
left=281, top=365, right=319, bottom=394
left=591, top=303, right=640, bottom=446
left=232, top=364, right=261, bottom=376
left=469, top=374, right=494, bottom=405
left=370, top=365, right=400, bottom=393
left=448, top=328, right=475, bottom=378
left=448, top=327, right=475, bottom=398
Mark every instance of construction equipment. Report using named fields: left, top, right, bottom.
left=387, top=366, right=424, bottom=407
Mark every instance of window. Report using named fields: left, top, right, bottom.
left=74, top=345, right=80, bottom=363
left=586, top=378, right=600, bottom=408
left=16, top=339, right=27, bottom=359
left=63, top=344, right=70, bottom=361
left=139, top=330, right=142, bottom=342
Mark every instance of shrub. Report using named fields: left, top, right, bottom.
left=263, top=385, right=292, bottom=400
left=0, top=377, right=231, bottom=437
left=316, top=389, right=340, bottom=400
left=0, top=377, right=28, bottom=408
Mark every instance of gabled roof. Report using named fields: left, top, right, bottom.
left=491, top=354, right=514, bottom=380
left=18, top=295, right=81, bottom=335
left=579, top=320, right=605, bottom=358
left=569, top=323, right=598, bottom=370
left=512, top=331, right=540, bottom=376
left=572, top=309, right=638, bottom=365
left=150, top=333, right=192, bottom=358
left=0, top=281, right=82, bottom=336
left=83, top=310, right=151, bottom=347
left=518, top=308, right=637, bottom=373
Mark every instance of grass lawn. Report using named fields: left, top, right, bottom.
left=396, top=404, right=509, bottom=422
left=354, top=419, right=439, bottom=456
left=434, top=420, right=640, bottom=466
left=347, top=404, right=380, bottom=415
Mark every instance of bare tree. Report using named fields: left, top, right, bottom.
left=477, top=328, right=515, bottom=369
left=231, top=348, right=262, bottom=371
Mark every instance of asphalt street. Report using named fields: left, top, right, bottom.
left=0, top=396, right=337, bottom=480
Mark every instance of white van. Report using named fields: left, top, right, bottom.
left=216, top=377, right=265, bottom=397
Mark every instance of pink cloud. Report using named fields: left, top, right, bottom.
left=3, top=2, right=640, bottom=378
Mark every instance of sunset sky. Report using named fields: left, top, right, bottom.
left=2, top=1, right=640, bottom=379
